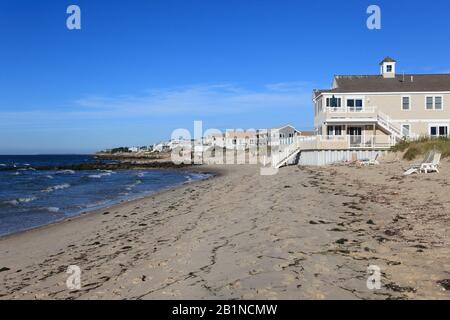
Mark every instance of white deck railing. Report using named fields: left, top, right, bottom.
left=270, top=134, right=393, bottom=167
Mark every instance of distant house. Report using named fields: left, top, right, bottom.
left=268, top=125, right=300, bottom=147
left=225, top=130, right=258, bottom=150
left=153, top=142, right=170, bottom=152
left=204, top=133, right=226, bottom=148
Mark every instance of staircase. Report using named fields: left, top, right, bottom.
left=377, top=111, right=403, bottom=143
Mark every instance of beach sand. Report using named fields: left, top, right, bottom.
left=0, top=162, right=449, bottom=300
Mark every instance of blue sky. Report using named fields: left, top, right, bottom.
left=1, top=0, right=450, bottom=154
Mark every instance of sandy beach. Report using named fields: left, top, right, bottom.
left=0, top=161, right=449, bottom=300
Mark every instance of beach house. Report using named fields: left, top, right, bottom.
left=313, top=57, right=450, bottom=149
left=272, top=57, right=450, bottom=167
left=224, top=130, right=258, bottom=150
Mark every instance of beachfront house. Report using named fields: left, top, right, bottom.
left=153, top=142, right=170, bottom=152
left=272, top=57, right=450, bottom=167
left=268, top=125, right=300, bottom=147
left=204, top=133, right=226, bottom=148
left=225, top=130, right=258, bottom=150
left=313, top=57, right=450, bottom=149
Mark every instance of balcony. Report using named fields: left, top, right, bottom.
left=316, top=106, right=379, bottom=125
left=296, top=134, right=393, bottom=150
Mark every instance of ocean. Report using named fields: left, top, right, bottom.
left=0, top=155, right=210, bottom=237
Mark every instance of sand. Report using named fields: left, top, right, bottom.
left=0, top=161, right=449, bottom=300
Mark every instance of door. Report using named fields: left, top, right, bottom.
left=348, top=127, right=362, bottom=147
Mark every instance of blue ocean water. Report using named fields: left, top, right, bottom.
left=0, top=155, right=210, bottom=236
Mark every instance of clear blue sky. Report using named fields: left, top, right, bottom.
left=1, top=0, right=450, bottom=154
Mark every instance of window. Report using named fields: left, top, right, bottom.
left=430, top=125, right=448, bottom=137
left=326, top=97, right=342, bottom=108
left=435, top=97, right=443, bottom=110
left=402, top=97, right=410, bottom=110
left=401, top=124, right=410, bottom=137
left=386, top=65, right=393, bottom=72
left=426, top=96, right=443, bottom=110
left=426, top=97, right=434, bottom=110
left=346, top=99, right=363, bottom=111
left=327, top=125, right=343, bottom=136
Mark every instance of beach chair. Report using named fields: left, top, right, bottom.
left=420, top=151, right=441, bottom=174
left=403, top=150, right=434, bottom=176
left=360, top=153, right=379, bottom=166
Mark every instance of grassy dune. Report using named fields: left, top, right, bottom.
left=392, top=137, right=450, bottom=160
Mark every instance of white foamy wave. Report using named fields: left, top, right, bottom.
left=126, top=180, right=142, bottom=191
left=0, top=163, right=6, bottom=167
left=46, top=207, right=60, bottom=213
left=88, top=172, right=112, bottom=179
left=183, top=173, right=211, bottom=184
left=42, top=184, right=71, bottom=193
left=46, top=175, right=54, bottom=179
left=137, top=172, right=145, bottom=178
left=4, top=196, right=37, bottom=206
left=58, top=170, right=75, bottom=174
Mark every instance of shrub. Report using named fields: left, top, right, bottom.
left=395, top=137, right=450, bottom=160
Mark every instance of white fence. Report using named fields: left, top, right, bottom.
left=298, top=150, right=386, bottom=166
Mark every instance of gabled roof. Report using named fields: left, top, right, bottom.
left=314, top=74, right=450, bottom=96
left=272, top=124, right=299, bottom=132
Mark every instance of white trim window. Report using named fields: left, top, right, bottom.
left=429, top=124, right=448, bottom=137
left=426, top=96, right=444, bottom=110
left=326, top=97, right=342, bottom=108
left=346, top=98, right=363, bottom=111
left=327, top=125, right=343, bottom=136
left=401, top=124, right=411, bottom=137
left=401, top=96, right=410, bottom=111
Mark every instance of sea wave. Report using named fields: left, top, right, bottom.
left=4, top=196, right=37, bottom=206
left=42, top=184, right=71, bottom=193
left=183, top=173, right=211, bottom=184
left=45, top=207, right=60, bottom=213
left=126, top=180, right=142, bottom=191
left=57, top=170, right=75, bottom=174
left=88, top=172, right=112, bottom=179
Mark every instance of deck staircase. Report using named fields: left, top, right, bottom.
left=377, top=111, right=403, bottom=143
left=270, top=110, right=409, bottom=168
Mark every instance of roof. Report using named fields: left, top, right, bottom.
left=225, top=130, right=257, bottom=139
left=314, top=74, right=450, bottom=96
left=379, top=56, right=397, bottom=65
left=271, top=124, right=299, bottom=132
left=299, top=131, right=315, bottom=137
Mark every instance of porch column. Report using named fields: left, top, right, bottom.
left=373, top=124, right=376, bottom=148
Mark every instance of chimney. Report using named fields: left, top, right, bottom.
left=379, top=57, right=397, bottom=78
